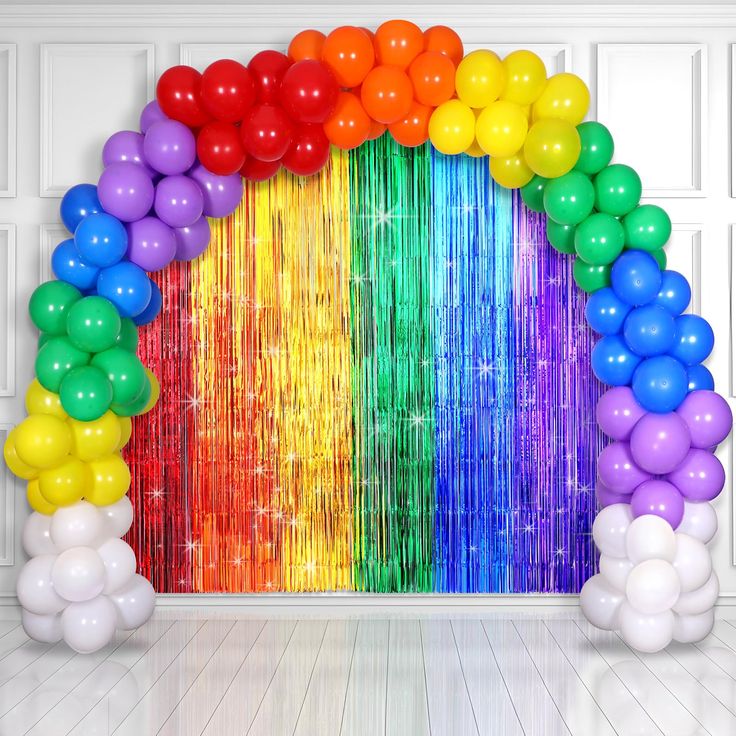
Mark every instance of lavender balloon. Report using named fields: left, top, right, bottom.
left=174, top=216, right=211, bottom=261
left=629, top=412, right=691, bottom=475
left=126, top=216, right=177, bottom=272
left=102, top=131, right=155, bottom=177
left=596, top=386, right=647, bottom=441
left=597, top=441, right=651, bottom=494
left=596, top=480, right=632, bottom=508
left=631, top=479, right=685, bottom=527
left=154, top=175, right=204, bottom=228
left=676, top=390, right=733, bottom=450
left=667, top=449, right=725, bottom=501
left=188, top=163, right=244, bottom=218
left=143, top=120, right=196, bottom=176
left=98, top=162, right=154, bottom=223
left=139, top=100, right=167, bottom=134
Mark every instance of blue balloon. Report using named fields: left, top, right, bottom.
left=585, top=287, right=630, bottom=335
left=610, top=250, right=662, bottom=306
left=687, top=364, right=715, bottom=392
left=654, top=270, right=691, bottom=316
left=51, top=238, right=100, bottom=291
left=97, top=261, right=152, bottom=318
left=74, top=212, right=128, bottom=268
left=133, top=280, right=162, bottom=326
left=622, top=304, right=676, bottom=356
left=632, top=355, right=688, bottom=413
left=591, top=334, right=642, bottom=386
left=60, top=183, right=102, bottom=233
left=670, top=314, right=714, bottom=367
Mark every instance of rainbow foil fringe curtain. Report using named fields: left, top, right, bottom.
left=125, top=136, right=604, bottom=594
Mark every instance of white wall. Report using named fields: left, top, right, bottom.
left=0, top=2, right=735, bottom=599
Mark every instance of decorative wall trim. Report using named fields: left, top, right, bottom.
left=39, top=223, right=67, bottom=285
left=670, top=223, right=703, bottom=316
left=0, top=224, right=15, bottom=398
left=464, top=43, right=570, bottom=73
left=0, top=425, right=15, bottom=567
left=0, top=45, right=17, bottom=198
left=180, top=43, right=271, bottom=68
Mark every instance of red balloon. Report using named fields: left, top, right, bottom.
left=279, top=60, right=339, bottom=124
left=240, top=156, right=281, bottom=182
left=196, top=121, right=246, bottom=175
left=248, top=50, right=292, bottom=104
left=240, top=104, right=293, bottom=162
left=282, top=124, right=330, bottom=176
left=200, top=59, right=255, bottom=123
left=156, top=65, right=211, bottom=128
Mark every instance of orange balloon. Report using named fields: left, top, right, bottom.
left=423, top=25, right=464, bottom=67
left=408, top=51, right=456, bottom=107
left=388, top=101, right=432, bottom=147
left=322, top=26, right=376, bottom=88
left=360, top=66, right=413, bottom=124
left=374, top=19, right=423, bottom=70
left=358, top=27, right=375, bottom=43
left=324, top=92, right=371, bottom=149
left=367, top=119, right=387, bottom=140
left=288, top=30, right=326, bottom=62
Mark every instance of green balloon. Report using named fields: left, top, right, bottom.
left=35, top=336, right=90, bottom=392
left=543, top=171, right=594, bottom=226
left=573, top=258, right=611, bottom=294
left=594, top=164, right=642, bottom=217
left=574, top=213, right=625, bottom=265
left=546, top=220, right=576, bottom=254
left=650, top=247, right=667, bottom=270
left=574, top=122, right=614, bottom=175
left=112, top=374, right=151, bottom=417
left=38, top=333, right=52, bottom=350
left=90, top=346, right=146, bottom=406
left=59, top=365, right=113, bottom=421
left=622, top=205, right=671, bottom=252
left=29, top=281, right=81, bottom=335
left=66, top=296, right=122, bottom=353
left=116, top=318, right=139, bottom=352
left=520, top=175, right=547, bottom=213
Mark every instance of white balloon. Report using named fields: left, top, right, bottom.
left=592, top=504, right=633, bottom=557
left=580, top=574, right=624, bottom=630
left=17, top=555, right=67, bottom=615
left=677, top=501, right=718, bottom=545
left=21, top=609, right=62, bottom=644
left=22, top=513, right=57, bottom=557
left=61, top=595, right=117, bottom=654
left=100, top=496, right=134, bottom=539
left=50, top=501, right=103, bottom=551
left=672, top=533, right=712, bottom=593
left=109, top=574, right=155, bottom=630
left=51, top=547, right=105, bottom=603
left=599, top=555, right=633, bottom=592
left=625, top=515, right=676, bottom=564
left=619, top=602, right=674, bottom=653
left=626, top=560, right=680, bottom=614
left=673, top=609, right=715, bottom=643
left=97, top=538, right=136, bottom=594
left=673, top=571, right=719, bottom=615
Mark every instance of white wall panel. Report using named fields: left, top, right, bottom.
left=667, top=225, right=702, bottom=315
left=464, top=43, right=570, bottom=74
left=180, top=43, right=275, bottom=70
left=0, top=424, right=15, bottom=567
left=0, top=45, right=16, bottom=198
left=0, top=225, right=15, bottom=399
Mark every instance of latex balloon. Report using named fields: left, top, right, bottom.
left=596, top=480, right=631, bottom=508
left=321, top=26, right=375, bottom=87
left=248, top=50, right=291, bottom=104
left=667, top=448, right=725, bottom=502
left=21, top=609, right=62, bottom=644
left=240, top=103, right=293, bottom=161
left=574, top=213, right=625, bottom=266
left=630, top=412, right=691, bottom=475
left=523, top=118, right=580, bottom=179
left=240, top=156, right=281, bottom=183
left=677, top=500, right=717, bottom=544
left=623, top=205, right=671, bottom=252
left=101, top=496, right=134, bottom=538
left=619, top=602, right=674, bottom=653
left=25, top=378, right=67, bottom=420
left=96, top=261, right=152, bottom=318
left=112, top=374, right=152, bottom=417
left=574, top=122, right=614, bottom=175
left=156, top=65, right=211, bottom=127
left=632, top=355, right=688, bottom=414
left=109, top=573, right=156, bottom=630
left=428, top=99, right=475, bottom=155
left=374, top=19, right=423, bottom=70
left=50, top=501, right=103, bottom=550
left=74, top=212, right=128, bottom=269
left=501, top=50, right=547, bottom=105
left=673, top=609, right=714, bottom=644
left=625, top=514, right=677, bottom=564
left=488, top=152, right=534, bottom=189
left=676, top=390, right=733, bottom=449
left=423, top=26, right=464, bottom=67
left=60, top=183, right=102, bottom=233
left=673, top=571, right=718, bottom=615
left=408, top=51, right=456, bottom=107
left=116, top=416, right=133, bottom=452
left=626, top=559, right=680, bottom=614
left=579, top=575, right=624, bottom=631
left=200, top=59, right=255, bottom=122
left=139, top=367, right=160, bottom=414
left=388, top=101, right=431, bottom=148
left=3, top=431, right=39, bottom=480
left=687, top=365, right=714, bottom=393
left=630, top=479, right=685, bottom=527
left=670, top=314, right=714, bottom=367
left=610, top=250, right=662, bottom=306
left=672, top=533, right=712, bottom=593
left=154, top=175, right=204, bottom=228
left=455, top=50, right=506, bottom=108
left=51, top=238, right=100, bottom=291
left=592, top=503, right=632, bottom=558
left=599, top=554, right=633, bottom=592
left=27, top=478, right=56, bottom=514
left=139, top=100, right=166, bottom=134
left=196, top=121, right=246, bottom=176
left=87, top=454, right=131, bottom=506
left=543, top=170, right=594, bottom=226
left=475, top=101, right=528, bottom=158
left=173, top=216, right=211, bottom=260
left=594, top=164, right=642, bottom=217
left=591, top=334, right=641, bottom=386
left=324, top=92, right=371, bottom=150
left=29, top=280, right=82, bottom=335
left=585, top=287, right=631, bottom=335
left=103, top=130, right=154, bottom=177
left=596, top=386, right=646, bottom=440
left=188, top=164, right=243, bottom=218
left=98, top=538, right=136, bottom=594
left=13, top=414, right=71, bottom=469
left=61, top=595, right=117, bottom=654
left=66, top=296, right=122, bottom=353
left=132, top=279, right=161, bottom=326
left=17, top=555, right=67, bottom=615
left=22, top=512, right=57, bottom=557
left=532, top=72, right=589, bottom=125
left=69, top=411, right=122, bottom=462
left=280, top=60, right=338, bottom=123
left=520, top=175, right=547, bottom=212
left=597, top=441, right=651, bottom=494
left=59, top=365, right=113, bottom=422
left=622, top=304, right=676, bottom=358
left=651, top=247, right=667, bottom=270
left=90, top=347, right=146, bottom=407
left=143, top=120, right=196, bottom=176
left=287, top=29, right=326, bottom=62
left=655, top=270, right=691, bottom=316
left=126, top=216, right=177, bottom=272
left=38, top=456, right=89, bottom=506
left=360, top=65, right=413, bottom=124
left=281, top=123, right=331, bottom=177
left=97, top=162, right=155, bottom=223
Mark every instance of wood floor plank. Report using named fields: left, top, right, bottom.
left=0, top=639, right=53, bottom=686
left=0, top=627, right=28, bottom=660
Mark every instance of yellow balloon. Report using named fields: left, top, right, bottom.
left=86, top=454, right=131, bottom=506
left=501, top=50, right=547, bottom=105
left=13, top=414, right=71, bottom=469
left=428, top=100, right=476, bottom=155
left=489, top=152, right=534, bottom=189
left=116, top=416, right=133, bottom=452
left=3, top=431, right=38, bottom=480
left=531, top=72, right=590, bottom=125
left=25, top=379, right=67, bottom=420
left=464, top=140, right=486, bottom=158
left=475, top=101, right=528, bottom=158
left=38, top=456, right=89, bottom=506
left=69, top=410, right=122, bottom=462
left=523, top=118, right=581, bottom=179
left=27, top=479, right=57, bottom=515
left=140, top=368, right=160, bottom=415
left=455, top=50, right=506, bottom=109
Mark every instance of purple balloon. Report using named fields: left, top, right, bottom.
left=676, top=390, right=733, bottom=450
left=629, top=412, right=691, bottom=475
left=597, top=441, right=651, bottom=494
left=140, top=100, right=167, bottom=134
left=596, top=480, right=632, bottom=508
left=630, top=479, right=685, bottom=527
left=126, top=216, right=177, bottom=272
left=143, top=120, right=196, bottom=176
left=154, top=175, right=204, bottom=228
left=596, top=386, right=647, bottom=441
left=667, top=448, right=725, bottom=501
left=102, top=131, right=155, bottom=177
left=98, top=162, right=155, bottom=223
left=188, top=163, right=244, bottom=218
left=174, top=216, right=211, bottom=261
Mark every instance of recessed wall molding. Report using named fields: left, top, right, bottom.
left=0, top=44, right=17, bottom=198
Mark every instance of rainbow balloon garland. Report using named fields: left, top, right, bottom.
left=2, top=20, right=732, bottom=654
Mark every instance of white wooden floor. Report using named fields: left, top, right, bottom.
left=2, top=609, right=736, bottom=735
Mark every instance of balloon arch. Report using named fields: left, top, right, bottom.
left=3, top=21, right=731, bottom=654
